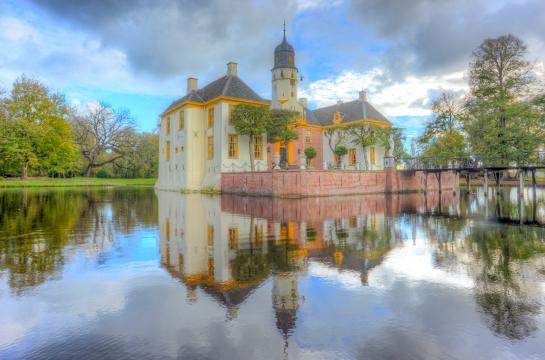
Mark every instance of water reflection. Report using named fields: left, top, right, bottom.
left=0, top=188, right=157, bottom=294
left=157, top=189, right=545, bottom=346
left=1, top=187, right=545, bottom=359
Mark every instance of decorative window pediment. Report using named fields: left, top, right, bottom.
left=333, top=111, right=343, bottom=124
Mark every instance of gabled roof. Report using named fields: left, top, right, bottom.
left=308, top=99, right=391, bottom=126
left=164, top=75, right=267, bottom=114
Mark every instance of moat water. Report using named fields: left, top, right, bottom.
left=1, top=186, right=545, bottom=359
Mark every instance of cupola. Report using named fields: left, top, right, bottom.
left=273, top=23, right=296, bottom=69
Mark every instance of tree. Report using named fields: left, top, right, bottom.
left=333, top=144, right=348, bottom=167
left=375, top=126, right=405, bottom=159
left=266, top=109, right=298, bottom=168
left=110, top=131, right=159, bottom=178
left=0, top=76, right=78, bottom=177
left=304, top=147, right=317, bottom=166
left=466, top=34, right=538, bottom=163
left=72, top=103, right=135, bottom=176
left=324, top=126, right=348, bottom=155
left=418, top=91, right=467, bottom=158
left=231, top=104, right=269, bottom=171
left=348, top=123, right=378, bottom=170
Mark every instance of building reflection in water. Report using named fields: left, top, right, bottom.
left=156, top=190, right=459, bottom=339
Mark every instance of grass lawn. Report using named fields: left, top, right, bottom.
left=0, top=177, right=156, bottom=188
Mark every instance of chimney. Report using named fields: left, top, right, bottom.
left=299, top=97, right=308, bottom=108
left=227, top=61, right=238, bottom=76
left=187, top=77, right=198, bottom=94
left=359, top=90, right=367, bottom=101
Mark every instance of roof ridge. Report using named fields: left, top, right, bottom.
left=221, top=75, right=233, bottom=96
left=312, top=99, right=360, bottom=111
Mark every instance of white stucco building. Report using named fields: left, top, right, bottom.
left=156, top=28, right=393, bottom=191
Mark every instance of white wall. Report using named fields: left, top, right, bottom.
left=157, top=101, right=269, bottom=191
left=322, top=131, right=386, bottom=170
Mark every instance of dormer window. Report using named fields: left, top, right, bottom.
left=333, top=111, right=343, bottom=124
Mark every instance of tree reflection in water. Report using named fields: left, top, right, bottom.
left=431, top=200, right=545, bottom=340
left=0, top=188, right=157, bottom=294
left=1, top=185, right=545, bottom=351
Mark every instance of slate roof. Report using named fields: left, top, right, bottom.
left=164, top=75, right=267, bottom=114
left=307, top=99, right=391, bottom=126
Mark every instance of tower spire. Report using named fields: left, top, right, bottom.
left=283, top=20, right=286, bottom=39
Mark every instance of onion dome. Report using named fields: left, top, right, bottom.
left=273, top=25, right=296, bottom=69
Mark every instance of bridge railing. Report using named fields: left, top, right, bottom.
left=399, top=151, right=545, bottom=171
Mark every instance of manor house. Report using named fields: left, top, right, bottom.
left=156, top=30, right=391, bottom=191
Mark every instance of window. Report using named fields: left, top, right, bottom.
left=370, top=146, right=376, bottom=165
left=254, top=135, right=263, bottom=160
left=228, top=226, right=239, bottom=250
left=166, top=140, right=170, bottom=161
left=291, top=91, right=294, bottom=98
left=166, top=117, right=170, bottom=134
left=228, top=134, right=238, bottom=159
left=254, top=223, right=264, bottom=244
left=207, top=136, right=214, bottom=160
left=228, top=104, right=234, bottom=125
left=208, top=108, right=214, bottom=128
left=349, top=148, right=356, bottom=165
left=178, top=110, right=184, bottom=129
left=207, top=225, right=214, bottom=247
left=304, top=129, right=312, bottom=145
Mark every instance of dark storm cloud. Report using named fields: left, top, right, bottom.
left=350, top=0, right=545, bottom=78
left=29, top=0, right=296, bottom=79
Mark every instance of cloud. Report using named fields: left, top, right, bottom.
left=28, top=0, right=301, bottom=81
left=300, top=68, right=467, bottom=117
left=349, top=0, right=545, bottom=79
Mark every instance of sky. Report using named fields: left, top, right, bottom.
left=1, top=0, right=544, bottom=141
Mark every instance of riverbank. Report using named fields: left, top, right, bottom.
left=0, top=177, right=156, bottom=188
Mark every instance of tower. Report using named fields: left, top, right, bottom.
left=272, top=23, right=301, bottom=112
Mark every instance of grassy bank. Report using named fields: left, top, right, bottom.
left=0, top=177, right=156, bottom=188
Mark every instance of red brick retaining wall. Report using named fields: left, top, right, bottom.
left=221, top=169, right=457, bottom=197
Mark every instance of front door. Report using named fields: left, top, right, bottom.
left=279, top=144, right=287, bottom=168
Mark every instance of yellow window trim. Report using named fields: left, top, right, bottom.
left=228, top=134, right=239, bottom=159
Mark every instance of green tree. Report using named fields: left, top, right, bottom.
left=110, top=131, right=159, bottom=178
left=347, top=123, right=378, bottom=170
left=375, top=126, right=406, bottom=161
left=266, top=109, right=298, bottom=168
left=419, top=91, right=467, bottom=158
left=333, top=144, right=348, bottom=167
left=231, top=104, right=269, bottom=171
left=304, top=146, right=317, bottom=166
left=324, top=126, right=348, bottom=155
left=465, top=34, right=540, bottom=163
left=0, top=76, right=78, bottom=177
